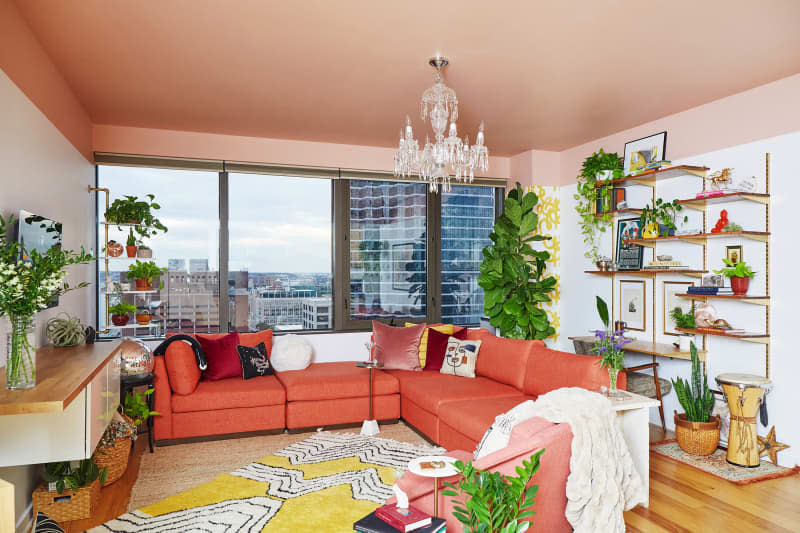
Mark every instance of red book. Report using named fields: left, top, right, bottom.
left=375, top=504, right=432, bottom=532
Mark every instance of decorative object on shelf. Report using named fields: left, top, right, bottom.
left=707, top=168, right=733, bottom=190
left=726, top=245, right=743, bottom=264
left=118, top=337, right=154, bottom=375
left=722, top=221, right=743, bottom=232
left=592, top=297, right=629, bottom=396
left=574, top=149, right=624, bottom=261
left=639, top=198, right=687, bottom=237
left=442, top=450, right=543, bottom=532
left=123, top=388, right=159, bottom=426
left=45, top=313, right=86, bottom=347
left=95, top=411, right=136, bottom=486
left=716, top=373, right=772, bottom=467
left=0, top=214, right=93, bottom=390
left=106, top=240, right=123, bottom=258
left=700, top=274, right=724, bottom=288
left=710, top=209, right=729, bottom=233
left=714, top=259, right=755, bottom=295
left=758, top=426, right=789, bottom=464
left=619, top=279, right=646, bottom=331
left=623, top=131, right=667, bottom=176
left=136, top=245, right=152, bottom=258
left=616, top=200, right=629, bottom=210
left=595, top=256, right=613, bottom=271
left=479, top=183, right=556, bottom=340
left=615, top=218, right=644, bottom=270
left=672, top=343, right=720, bottom=456
left=109, top=302, right=136, bottom=327
left=136, top=308, right=152, bottom=325
left=104, top=193, right=168, bottom=239
left=126, top=260, right=166, bottom=291
left=392, top=56, right=488, bottom=193
left=669, top=305, right=696, bottom=350
left=693, top=301, right=718, bottom=328
left=125, top=228, right=138, bottom=257
left=664, top=281, right=694, bottom=336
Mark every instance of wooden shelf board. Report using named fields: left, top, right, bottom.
left=678, top=293, right=769, bottom=306
left=626, top=230, right=770, bottom=248
left=568, top=336, right=705, bottom=361
left=676, top=192, right=770, bottom=211
left=676, top=328, right=769, bottom=344
left=595, top=165, right=709, bottom=189
left=593, top=208, right=643, bottom=219
left=100, top=221, right=155, bottom=229
left=585, top=269, right=706, bottom=278
left=118, top=290, right=157, bottom=294
left=97, top=256, right=158, bottom=261
left=0, top=342, right=122, bottom=415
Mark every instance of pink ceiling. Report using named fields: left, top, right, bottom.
left=13, top=0, right=800, bottom=156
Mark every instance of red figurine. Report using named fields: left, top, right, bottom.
left=711, top=209, right=728, bottom=233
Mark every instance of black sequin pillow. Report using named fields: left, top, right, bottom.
left=236, top=342, right=274, bottom=379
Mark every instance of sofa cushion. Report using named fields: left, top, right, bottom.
left=438, top=395, right=532, bottom=443
left=523, top=344, right=626, bottom=397
left=406, top=323, right=464, bottom=368
left=425, top=328, right=467, bottom=372
left=197, top=331, right=241, bottom=381
left=472, top=330, right=540, bottom=391
left=164, top=341, right=202, bottom=395
left=373, top=321, right=426, bottom=370
left=237, top=342, right=274, bottom=379
left=171, top=374, right=285, bottom=413
left=386, top=370, right=523, bottom=415
left=275, top=362, right=399, bottom=402
left=197, top=330, right=274, bottom=352
left=440, top=338, right=481, bottom=378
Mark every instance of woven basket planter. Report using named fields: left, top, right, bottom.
left=32, top=479, right=100, bottom=522
left=95, top=436, right=133, bottom=486
left=674, top=411, right=721, bottom=456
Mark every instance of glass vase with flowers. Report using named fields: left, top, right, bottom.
left=592, top=296, right=630, bottom=396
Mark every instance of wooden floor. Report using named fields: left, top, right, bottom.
left=62, top=425, right=800, bottom=532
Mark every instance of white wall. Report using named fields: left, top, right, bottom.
left=0, top=69, right=95, bottom=530
left=559, top=131, right=800, bottom=466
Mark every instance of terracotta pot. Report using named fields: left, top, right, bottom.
left=136, top=313, right=151, bottom=325
left=107, top=242, right=123, bottom=258
left=730, top=276, right=750, bottom=295
left=111, top=314, right=129, bottom=326
left=134, top=278, right=152, bottom=291
left=125, top=245, right=137, bottom=258
left=136, top=248, right=152, bottom=258
left=674, top=412, right=720, bottom=456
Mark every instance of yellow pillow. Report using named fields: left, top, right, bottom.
left=405, top=323, right=455, bottom=368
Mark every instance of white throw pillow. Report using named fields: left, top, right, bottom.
left=474, top=400, right=538, bottom=460
left=439, top=338, right=481, bottom=378
left=270, top=334, right=313, bottom=372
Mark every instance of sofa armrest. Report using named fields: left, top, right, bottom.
left=525, top=347, right=626, bottom=396
left=152, top=355, right=173, bottom=441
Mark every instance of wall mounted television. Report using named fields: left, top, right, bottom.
left=17, top=210, right=63, bottom=308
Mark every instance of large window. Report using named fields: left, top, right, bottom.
left=228, top=173, right=332, bottom=332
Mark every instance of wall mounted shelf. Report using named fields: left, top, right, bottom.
left=593, top=208, right=643, bottom=219
left=585, top=269, right=707, bottom=278
left=676, top=192, right=770, bottom=211
left=678, top=293, right=769, bottom=306
left=595, top=165, right=709, bottom=189
left=676, top=328, right=769, bottom=345
left=97, top=256, right=158, bottom=261
left=625, top=230, right=770, bottom=248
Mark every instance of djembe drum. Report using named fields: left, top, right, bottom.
left=716, top=373, right=772, bottom=467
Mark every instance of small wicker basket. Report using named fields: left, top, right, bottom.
left=32, top=479, right=100, bottom=523
left=95, top=437, right=133, bottom=485
left=674, top=411, right=721, bottom=456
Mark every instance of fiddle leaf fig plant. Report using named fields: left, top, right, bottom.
left=574, top=149, right=623, bottom=261
left=479, top=183, right=557, bottom=340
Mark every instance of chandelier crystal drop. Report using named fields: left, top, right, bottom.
left=393, top=57, right=489, bottom=192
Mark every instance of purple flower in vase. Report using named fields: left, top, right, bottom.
left=594, top=329, right=606, bottom=340
left=614, top=338, right=632, bottom=350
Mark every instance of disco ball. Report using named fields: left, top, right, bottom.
left=118, top=337, right=153, bottom=375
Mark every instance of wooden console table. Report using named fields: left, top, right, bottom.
left=0, top=342, right=122, bottom=467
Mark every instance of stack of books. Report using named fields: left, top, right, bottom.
left=354, top=505, right=446, bottom=533
left=695, top=326, right=746, bottom=335
left=695, top=190, right=726, bottom=199
left=687, top=286, right=734, bottom=296
left=643, top=260, right=688, bottom=270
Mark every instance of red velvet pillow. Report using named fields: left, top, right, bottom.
left=425, top=328, right=468, bottom=371
left=372, top=321, right=426, bottom=370
left=197, top=331, right=241, bottom=381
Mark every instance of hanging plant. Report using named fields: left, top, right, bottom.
left=104, top=194, right=168, bottom=241
left=574, top=149, right=623, bottom=261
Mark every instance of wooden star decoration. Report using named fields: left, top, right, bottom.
left=758, top=426, right=789, bottom=464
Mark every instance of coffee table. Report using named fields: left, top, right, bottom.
left=408, top=455, right=459, bottom=517
left=355, top=361, right=383, bottom=436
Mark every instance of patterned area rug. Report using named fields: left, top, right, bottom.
left=652, top=440, right=800, bottom=485
left=90, top=433, right=443, bottom=532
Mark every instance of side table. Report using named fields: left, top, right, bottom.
left=407, top=455, right=459, bottom=517
left=120, top=372, right=155, bottom=453
left=355, top=361, right=383, bottom=436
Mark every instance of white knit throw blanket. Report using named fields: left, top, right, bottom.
left=528, top=387, right=645, bottom=532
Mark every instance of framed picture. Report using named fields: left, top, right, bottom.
left=620, top=280, right=646, bottom=331
left=663, top=281, right=694, bottom=335
left=623, top=131, right=667, bottom=176
left=615, top=218, right=644, bottom=270
left=390, top=242, right=415, bottom=291
left=701, top=273, right=724, bottom=287
left=726, top=245, right=743, bottom=264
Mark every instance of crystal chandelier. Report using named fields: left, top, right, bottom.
left=393, top=57, right=489, bottom=192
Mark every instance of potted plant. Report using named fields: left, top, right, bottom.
left=136, top=307, right=152, bottom=325
left=672, top=342, right=720, bottom=455
left=574, top=149, right=623, bottom=262
left=592, top=297, right=629, bottom=395
left=36, top=458, right=107, bottom=522
left=125, top=229, right=138, bottom=258
left=123, top=389, right=159, bottom=425
left=669, top=305, right=696, bottom=350
left=109, top=302, right=136, bottom=326
left=104, top=194, right=168, bottom=242
left=126, top=260, right=166, bottom=291
left=105, top=240, right=123, bottom=258
left=478, top=182, right=557, bottom=340
left=442, top=450, right=543, bottom=533
left=639, top=198, right=688, bottom=237
left=714, top=258, right=755, bottom=295
left=136, top=244, right=152, bottom=258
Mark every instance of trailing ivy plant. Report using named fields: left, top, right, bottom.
left=478, top=183, right=557, bottom=340
left=639, top=198, right=687, bottom=235
left=574, top=149, right=623, bottom=261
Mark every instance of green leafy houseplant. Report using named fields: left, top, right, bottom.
left=574, top=149, right=624, bottom=261
left=104, top=194, right=168, bottom=240
left=443, top=450, right=544, bottom=533
left=672, top=343, right=714, bottom=422
left=714, top=258, right=755, bottom=279
left=478, top=183, right=557, bottom=340
left=669, top=306, right=696, bottom=330
left=43, top=459, right=107, bottom=494
left=126, top=228, right=138, bottom=247
left=639, top=198, right=687, bottom=235
left=123, top=389, right=159, bottom=425
left=127, top=260, right=166, bottom=288
left=108, top=302, right=137, bottom=316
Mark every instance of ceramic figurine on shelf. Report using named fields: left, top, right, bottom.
left=711, top=209, right=729, bottom=233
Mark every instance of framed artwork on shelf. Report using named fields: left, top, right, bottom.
left=701, top=273, right=724, bottom=287
left=620, top=280, right=646, bottom=331
left=623, top=131, right=667, bottom=176
left=615, top=218, right=644, bottom=270
left=663, top=281, right=694, bottom=336
left=726, top=245, right=743, bottom=264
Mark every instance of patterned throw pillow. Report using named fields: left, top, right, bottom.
left=35, top=512, right=65, bottom=533
left=404, top=323, right=457, bottom=368
left=474, top=400, right=537, bottom=460
left=236, top=342, right=274, bottom=379
left=439, top=337, right=482, bottom=378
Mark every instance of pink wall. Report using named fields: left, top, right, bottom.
left=0, top=0, right=92, bottom=161
left=558, top=74, right=800, bottom=185
left=93, top=124, right=512, bottom=179
left=510, top=149, right=561, bottom=188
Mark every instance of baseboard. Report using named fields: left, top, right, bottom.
left=16, top=501, right=32, bottom=533
left=155, top=427, right=285, bottom=446
left=286, top=418, right=399, bottom=434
